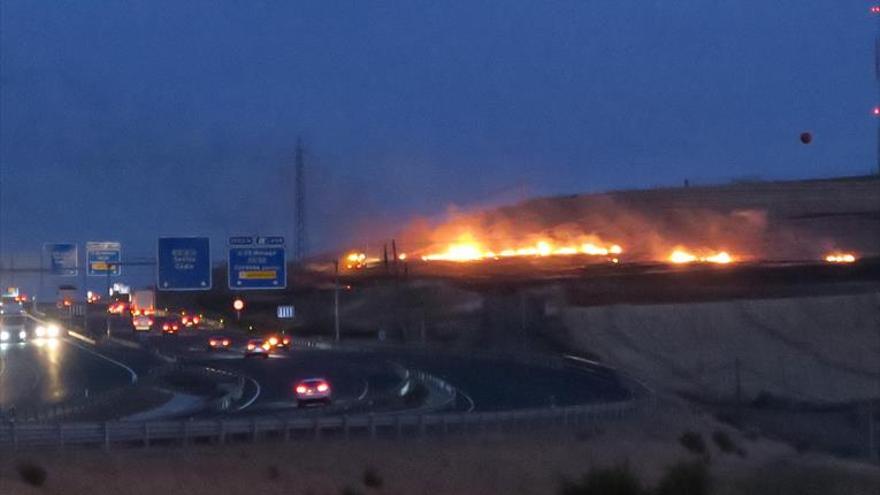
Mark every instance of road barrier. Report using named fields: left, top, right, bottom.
left=0, top=397, right=648, bottom=450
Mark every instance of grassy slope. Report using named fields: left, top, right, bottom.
left=1, top=402, right=877, bottom=495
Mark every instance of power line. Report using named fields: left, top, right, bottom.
left=873, top=6, right=880, bottom=175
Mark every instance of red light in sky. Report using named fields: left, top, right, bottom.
left=872, top=6, right=880, bottom=14
left=873, top=107, right=880, bottom=116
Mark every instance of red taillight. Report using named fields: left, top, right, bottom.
left=295, top=385, right=307, bottom=394
left=282, top=337, right=290, bottom=345
left=316, top=383, right=329, bottom=392
left=247, top=344, right=255, bottom=350
left=222, top=339, right=230, bottom=346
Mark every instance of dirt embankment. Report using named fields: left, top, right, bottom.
left=561, top=292, right=880, bottom=403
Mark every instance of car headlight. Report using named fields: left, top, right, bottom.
left=19, top=330, right=27, bottom=340
left=0, top=331, right=9, bottom=341
left=47, top=325, right=60, bottom=338
left=35, top=326, right=46, bottom=337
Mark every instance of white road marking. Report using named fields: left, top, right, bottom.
left=63, top=339, right=138, bottom=384
left=236, top=377, right=261, bottom=411
left=563, top=354, right=603, bottom=367
left=459, top=389, right=476, bottom=412
left=357, top=378, right=369, bottom=400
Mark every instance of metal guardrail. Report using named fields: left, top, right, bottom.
left=0, top=398, right=647, bottom=450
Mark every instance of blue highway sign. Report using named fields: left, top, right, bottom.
left=87, top=241, right=122, bottom=276
left=256, top=236, right=285, bottom=246
left=228, top=246, right=286, bottom=290
left=157, top=237, right=212, bottom=291
left=277, top=305, right=295, bottom=319
left=228, top=236, right=254, bottom=246
left=45, top=243, right=78, bottom=276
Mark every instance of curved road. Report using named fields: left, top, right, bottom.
left=144, top=327, right=631, bottom=415
left=0, top=338, right=133, bottom=414
left=0, top=313, right=633, bottom=421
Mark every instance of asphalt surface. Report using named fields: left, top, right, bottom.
left=137, top=324, right=631, bottom=415
left=0, top=336, right=132, bottom=414
left=146, top=332, right=408, bottom=416
left=0, top=309, right=633, bottom=421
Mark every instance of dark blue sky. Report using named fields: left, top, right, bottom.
left=1, top=1, right=876, bottom=263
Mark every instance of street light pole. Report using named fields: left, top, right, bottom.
left=105, top=263, right=113, bottom=337
left=333, top=259, right=340, bottom=342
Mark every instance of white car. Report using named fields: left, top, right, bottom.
left=0, top=314, right=28, bottom=343
left=132, top=314, right=154, bottom=332
left=34, top=323, right=62, bottom=339
left=294, top=378, right=332, bottom=407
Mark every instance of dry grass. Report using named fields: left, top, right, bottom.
left=563, top=293, right=880, bottom=402
left=0, top=403, right=876, bottom=495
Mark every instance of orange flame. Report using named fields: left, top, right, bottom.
left=419, top=234, right=623, bottom=262
left=669, top=248, right=734, bottom=264
left=824, top=252, right=856, bottom=263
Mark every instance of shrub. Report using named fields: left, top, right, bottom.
left=16, top=460, right=48, bottom=487
left=655, top=461, right=710, bottom=495
left=362, top=467, right=383, bottom=489
left=679, top=431, right=707, bottom=456
left=712, top=430, right=736, bottom=454
left=559, top=464, right=643, bottom=495
left=266, top=465, right=281, bottom=481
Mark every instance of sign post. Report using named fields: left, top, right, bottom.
left=233, top=298, right=245, bottom=321
left=87, top=242, right=122, bottom=277
left=44, top=243, right=78, bottom=276
left=227, top=236, right=286, bottom=290
left=157, top=237, right=212, bottom=291
left=276, top=305, right=295, bottom=319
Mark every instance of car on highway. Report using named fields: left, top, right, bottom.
left=0, top=293, right=23, bottom=309
left=266, top=333, right=291, bottom=351
left=294, top=378, right=332, bottom=407
left=132, top=313, right=154, bottom=332
left=33, top=323, right=62, bottom=340
left=208, top=335, right=231, bottom=351
left=244, top=338, right=271, bottom=358
left=161, top=318, right=181, bottom=335
left=0, top=313, right=28, bottom=343
left=108, top=301, right=129, bottom=315
left=180, top=313, right=202, bottom=328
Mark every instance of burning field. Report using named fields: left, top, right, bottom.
left=339, top=177, right=875, bottom=275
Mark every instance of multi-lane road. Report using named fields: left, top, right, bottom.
left=0, top=336, right=132, bottom=415
left=0, top=310, right=633, bottom=423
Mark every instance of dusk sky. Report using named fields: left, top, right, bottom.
left=1, top=0, right=876, bottom=269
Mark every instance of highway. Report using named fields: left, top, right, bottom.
left=133, top=325, right=630, bottom=416
left=0, top=309, right=634, bottom=423
left=0, top=337, right=133, bottom=416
